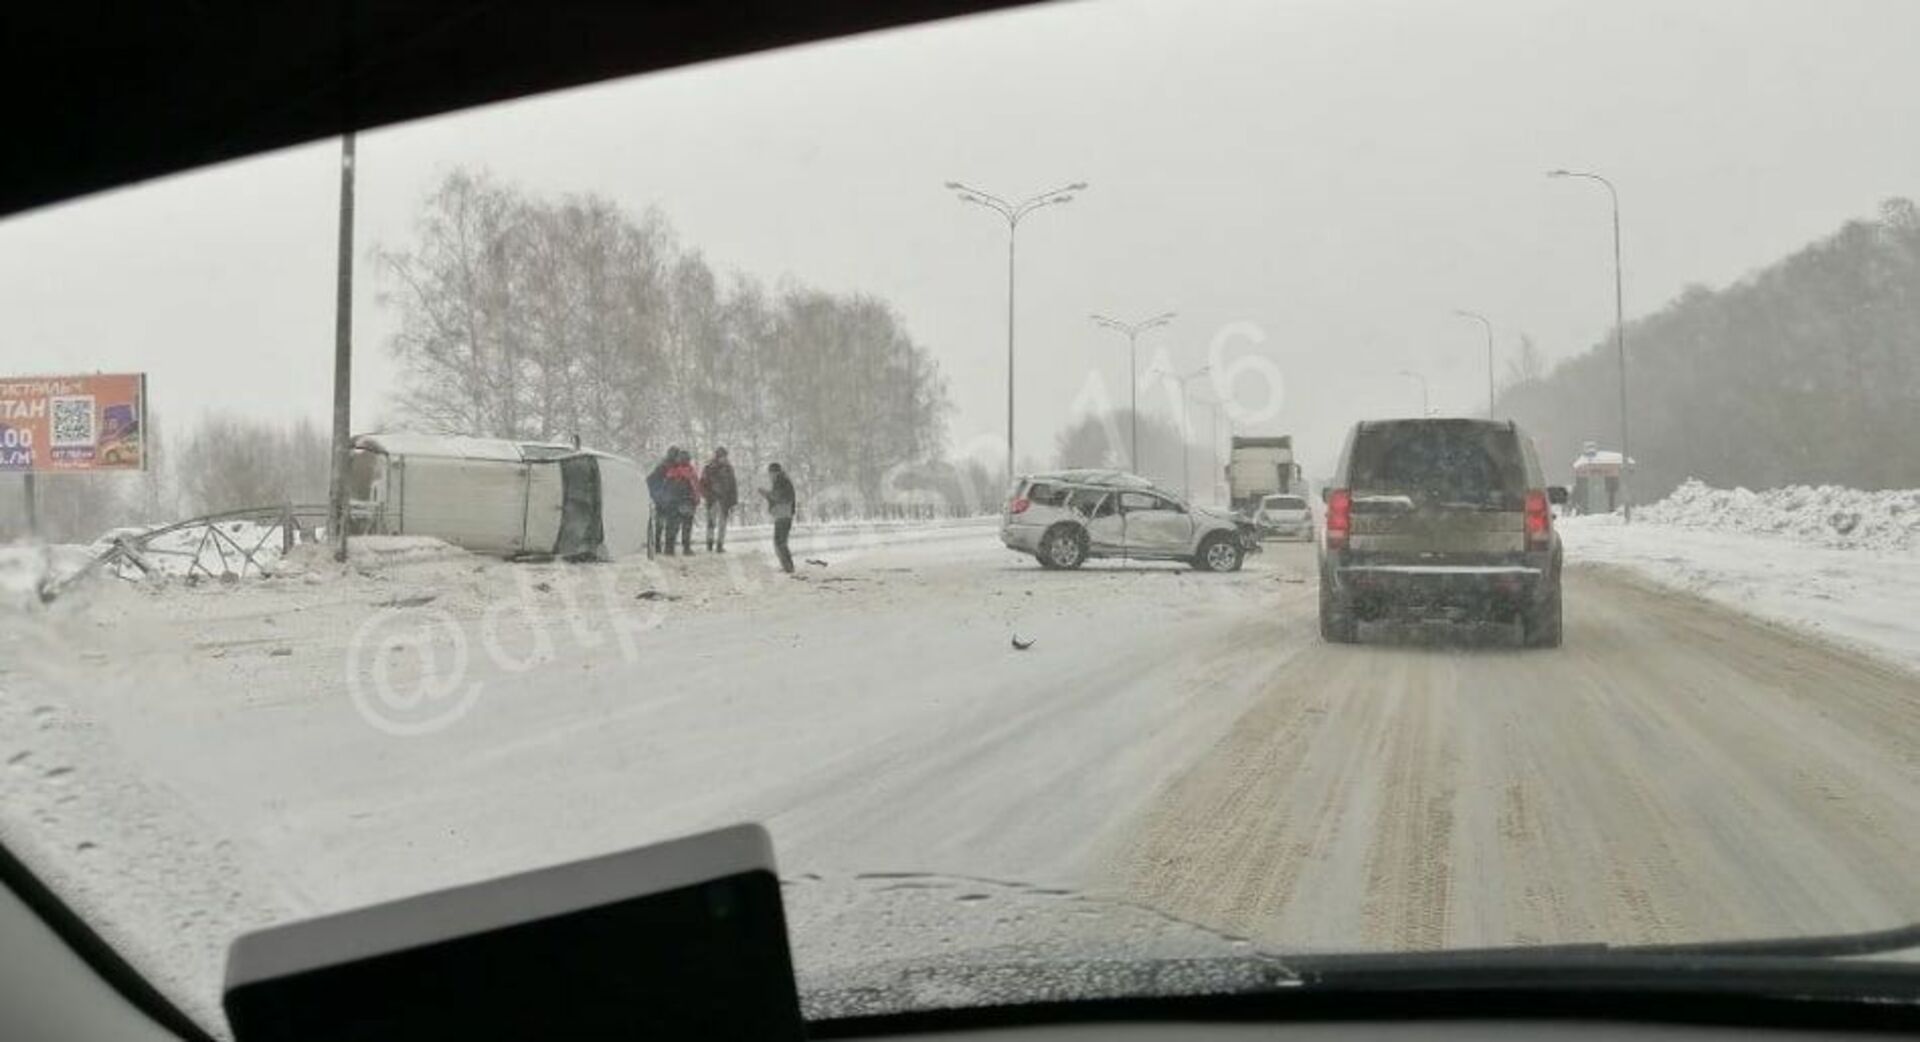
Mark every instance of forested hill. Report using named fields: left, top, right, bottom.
left=1500, top=198, right=1920, bottom=500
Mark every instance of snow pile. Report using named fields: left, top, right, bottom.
left=1562, top=487, right=1920, bottom=674
left=274, top=534, right=464, bottom=574
left=1636, top=479, right=1920, bottom=552
left=89, top=519, right=297, bottom=580
left=0, top=543, right=97, bottom=609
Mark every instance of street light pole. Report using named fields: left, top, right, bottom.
left=1396, top=369, right=1429, bottom=416
left=945, top=180, right=1088, bottom=484
left=1092, top=311, right=1176, bottom=472
left=1151, top=363, right=1210, bottom=501
left=1454, top=309, right=1495, bottom=417
left=1195, top=396, right=1223, bottom=504
left=1548, top=168, right=1632, bottom=522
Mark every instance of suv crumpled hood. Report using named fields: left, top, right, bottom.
left=1192, top=506, right=1248, bottom=527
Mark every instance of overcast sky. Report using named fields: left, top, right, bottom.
left=4, top=0, right=1918, bottom=478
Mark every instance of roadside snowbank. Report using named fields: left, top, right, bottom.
left=0, top=543, right=95, bottom=609
left=1562, top=481, right=1920, bottom=674
left=1631, top=479, right=1920, bottom=552
left=1, top=523, right=1287, bottom=1029
left=88, top=519, right=302, bottom=580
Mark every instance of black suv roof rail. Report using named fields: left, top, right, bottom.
left=1356, top=417, right=1515, bottom=431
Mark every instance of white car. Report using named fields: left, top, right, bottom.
left=1000, top=469, right=1260, bottom=572
left=1251, top=493, right=1313, bottom=540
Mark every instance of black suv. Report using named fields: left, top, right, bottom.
left=1317, top=418, right=1567, bottom=647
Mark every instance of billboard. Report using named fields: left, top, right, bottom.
left=0, top=373, right=148, bottom=472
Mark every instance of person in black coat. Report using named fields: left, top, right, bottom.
left=700, top=447, right=739, bottom=552
left=758, top=462, right=796, bottom=574
left=645, top=446, right=679, bottom=556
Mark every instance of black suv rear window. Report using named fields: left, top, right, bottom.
left=1348, top=422, right=1528, bottom=508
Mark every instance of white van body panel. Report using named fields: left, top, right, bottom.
left=393, top=456, right=536, bottom=555
left=598, top=455, right=652, bottom=559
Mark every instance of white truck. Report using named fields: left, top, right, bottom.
left=1227, top=435, right=1301, bottom=515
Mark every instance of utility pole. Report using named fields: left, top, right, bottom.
left=20, top=472, right=35, bottom=539
left=329, top=131, right=357, bottom=562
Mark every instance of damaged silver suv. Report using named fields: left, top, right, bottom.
left=1001, top=470, right=1259, bottom=572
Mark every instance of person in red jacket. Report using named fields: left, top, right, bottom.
left=662, top=448, right=701, bottom=555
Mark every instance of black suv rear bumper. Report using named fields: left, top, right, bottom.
left=1330, top=561, right=1550, bottom=620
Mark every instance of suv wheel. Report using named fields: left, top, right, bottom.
left=1319, top=571, right=1359, bottom=643
left=1195, top=534, right=1244, bottom=573
left=1523, top=580, right=1563, bottom=648
left=1039, top=525, right=1088, bottom=570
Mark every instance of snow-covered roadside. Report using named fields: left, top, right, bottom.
left=1634, top=479, right=1920, bottom=552
left=0, top=515, right=998, bottom=609
left=0, top=543, right=96, bottom=609
left=1562, top=505, right=1920, bottom=676
left=1, top=520, right=1305, bottom=1032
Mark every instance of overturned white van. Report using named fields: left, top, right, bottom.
left=347, top=433, right=651, bottom=559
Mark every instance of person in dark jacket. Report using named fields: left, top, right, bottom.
left=645, top=447, right=679, bottom=556
left=662, top=448, right=701, bottom=555
left=758, top=462, right=797, bottom=574
left=700, top=447, right=739, bottom=552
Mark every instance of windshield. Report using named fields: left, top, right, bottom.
left=6, top=0, right=1920, bottom=1035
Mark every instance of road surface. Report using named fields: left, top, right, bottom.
left=5, top=523, right=1920, bottom=1026
left=1114, top=551, right=1920, bottom=951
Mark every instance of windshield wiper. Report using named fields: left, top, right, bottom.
left=1616, top=920, right=1920, bottom=960
left=1287, top=921, right=1920, bottom=970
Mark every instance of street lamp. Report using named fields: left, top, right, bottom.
left=1453, top=309, right=1495, bottom=417
left=1091, top=311, right=1176, bottom=472
left=1189, top=392, right=1229, bottom=504
left=945, top=179, right=1089, bottom=483
left=1547, top=168, right=1632, bottom=522
left=1151, top=363, right=1210, bottom=500
left=1396, top=369, right=1430, bottom=416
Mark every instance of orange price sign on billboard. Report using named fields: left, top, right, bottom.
left=0, top=373, right=148, bottom=473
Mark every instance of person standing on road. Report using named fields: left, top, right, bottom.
left=646, top=446, right=679, bottom=556
left=663, top=449, right=702, bottom=556
left=700, top=447, right=739, bottom=553
left=759, top=461, right=797, bottom=574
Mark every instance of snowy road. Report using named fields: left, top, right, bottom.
left=5, top=522, right=1920, bottom=1026
left=1117, top=560, right=1920, bottom=951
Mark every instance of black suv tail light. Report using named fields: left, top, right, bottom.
left=1525, top=489, right=1551, bottom=549
left=1326, top=489, right=1352, bottom=550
